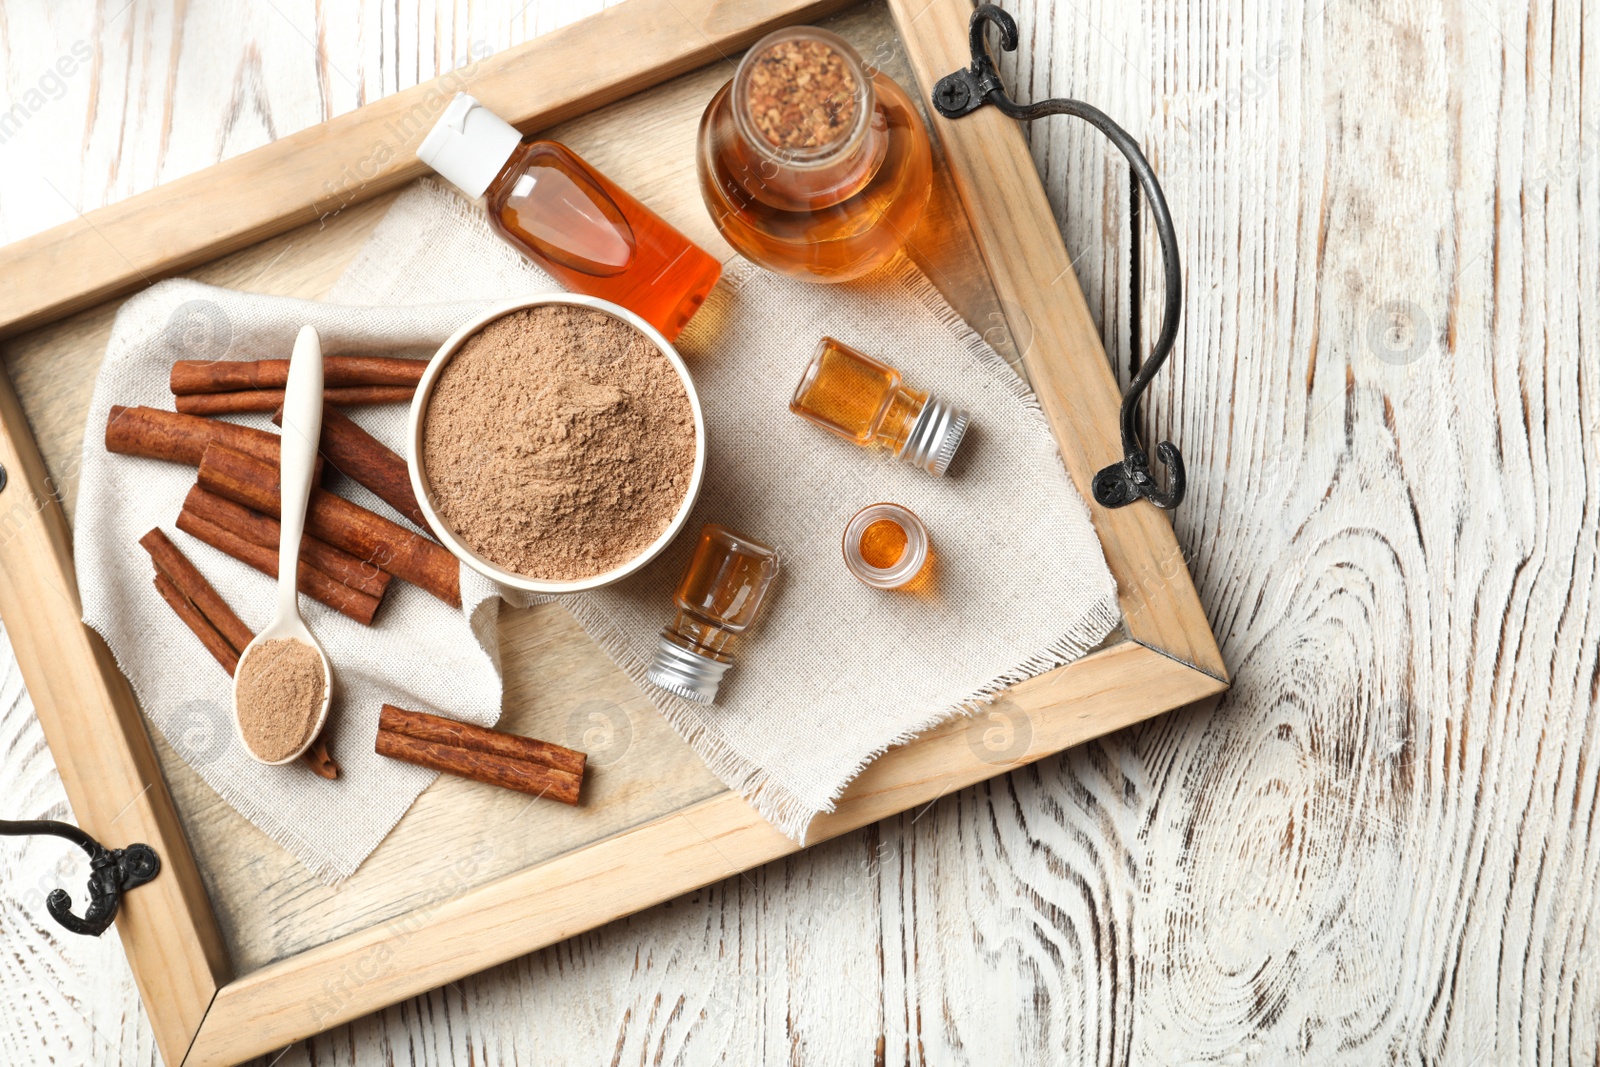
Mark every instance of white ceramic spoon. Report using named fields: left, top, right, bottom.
left=232, top=324, right=333, bottom=765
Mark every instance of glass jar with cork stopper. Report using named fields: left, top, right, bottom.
left=697, top=26, right=934, bottom=282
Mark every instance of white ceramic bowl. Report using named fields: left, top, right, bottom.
left=406, top=295, right=707, bottom=594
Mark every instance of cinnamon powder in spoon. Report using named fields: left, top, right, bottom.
left=421, top=305, right=696, bottom=581
left=236, top=638, right=325, bottom=762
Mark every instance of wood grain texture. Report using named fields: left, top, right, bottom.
left=0, top=362, right=232, bottom=1058
left=0, top=0, right=858, bottom=337
left=0, top=627, right=160, bottom=1067
left=891, top=0, right=1224, bottom=679
left=184, top=643, right=1218, bottom=1066
left=2, top=2, right=1596, bottom=1067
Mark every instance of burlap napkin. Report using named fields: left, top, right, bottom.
left=76, top=179, right=1119, bottom=879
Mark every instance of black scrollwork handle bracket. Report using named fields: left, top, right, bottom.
left=934, top=4, right=1187, bottom=511
left=1, top=818, right=161, bottom=937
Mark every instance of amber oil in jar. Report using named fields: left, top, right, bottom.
left=646, top=524, right=780, bottom=703
left=790, top=337, right=971, bottom=475
left=696, top=26, right=933, bottom=282
left=842, top=503, right=928, bottom=589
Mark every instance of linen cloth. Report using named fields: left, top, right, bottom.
left=77, top=284, right=508, bottom=882
left=76, top=179, right=1120, bottom=876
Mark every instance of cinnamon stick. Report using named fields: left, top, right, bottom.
left=144, top=535, right=339, bottom=778
left=197, top=443, right=461, bottom=608
left=106, top=405, right=325, bottom=482
left=176, top=386, right=415, bottom=416
left=140, top=528, right=255, bottom=652
left=153, top=572, right=239, bottom=675
left=377, top=704, right=586, bottom=777
left=273, top=405, right=426, bottom=529
left=108, top=405, right=283, bottom=467
left=183, top=485, right=391, bottom=599
left=176, top=509, right=383, bottom=625
left=375, top=726, right=582, bottom=805
left=302, top=739, right=339, bottom=780
left=172, top=356, right=427, bottom=395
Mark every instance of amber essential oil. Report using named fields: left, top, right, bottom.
left=420, top=93, right=720, bottom=340
left=697, top=27, right=933, bottom=282
left=842, top=503, right=928, bottom=590
left=790, top=337, right=971, bottom=476
left=646, top=524, right=780, bottom=703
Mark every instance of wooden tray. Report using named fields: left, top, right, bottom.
left=0, top=0, right=1226, bottom=1062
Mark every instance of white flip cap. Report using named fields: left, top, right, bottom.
left=417, top=93, right=523, bottom=200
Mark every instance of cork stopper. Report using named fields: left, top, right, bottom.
left=733, top=27, right=872, bottom=164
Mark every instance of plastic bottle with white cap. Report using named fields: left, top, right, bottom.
left=418, top=93, right=720, bottom=341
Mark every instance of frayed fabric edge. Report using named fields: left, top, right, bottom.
left=78, top=616, right=408, bottom=886
left=558, top=589, right=1122, bottom=844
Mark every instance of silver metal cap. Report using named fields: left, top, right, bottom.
left=645, top=634, right=731, bottom=704
left=897, top=397, right=971, bottom=476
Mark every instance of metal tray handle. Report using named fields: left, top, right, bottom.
left=1, top=818, right=160, bottom=936
left=932, top=4, right=1187, bottom=511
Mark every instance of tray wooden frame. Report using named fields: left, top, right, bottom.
left=0, top=0, right=1226, bottom=1062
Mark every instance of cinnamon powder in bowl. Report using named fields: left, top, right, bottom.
left=409, top=296, right=705, bottom=593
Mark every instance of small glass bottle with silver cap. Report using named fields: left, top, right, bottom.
left=788, top=337, right=971, bottom=476
left=645, top=524, right=780, bottom=704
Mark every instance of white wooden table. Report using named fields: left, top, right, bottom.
left=3, top=1, right=1596, bottom=1063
